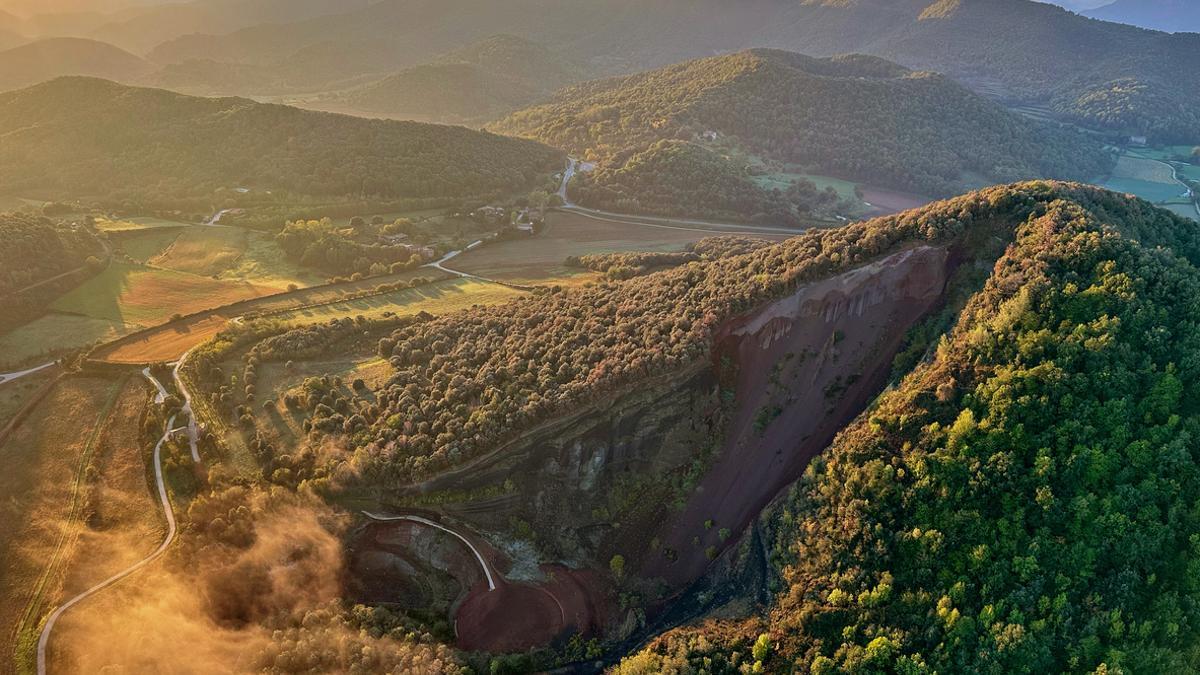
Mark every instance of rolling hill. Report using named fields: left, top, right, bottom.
left=606, top=182, right=1200, bottom=674
left=492, top=50, right=1112, bottom=214
left=311, top=35, right=586, bottom=124
left=139, top=0, right=1200, bottom=142
left=0, top=37, right=151, bottom=92
left=1085, top=0, right=1200, bottom=33
left=0, top=77, right=563, bottom=204
left=206, top=178, right=1200, bottom=672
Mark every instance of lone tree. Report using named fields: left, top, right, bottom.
left=609, top=554, right=626, bottom=580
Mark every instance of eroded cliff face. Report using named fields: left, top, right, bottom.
left=356, top=244, right=953, bottom=647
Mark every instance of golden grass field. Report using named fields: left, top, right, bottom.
left=51, top=262, right=274, bottom=328
left=0, top=314, right=138, bottom=369
left=91, top=269, right=447, bottom=365
left=0, top=376, right=128, bottom=670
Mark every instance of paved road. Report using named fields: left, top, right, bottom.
left=36, top=374, right=180, bottom=675
left=363, top=512, right=497, bottom=591
left=0, top=362, right=56, bottom=386
left=171, top=352, right=201, bottom=464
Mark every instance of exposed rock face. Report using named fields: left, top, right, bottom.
left=361, top=244, right=953, bottom=642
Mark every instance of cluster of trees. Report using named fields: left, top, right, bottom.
left=568, top=140, right=839, bottom=224
left=0, top=213, right=100, bottom=295
left=0, top=212, right=106, bottom=334
left=567, top=249, right=700, bottom=280
left=687, top=236, right=772, bottom=261
left=276, top=217, right=425, bottom=277
left=492, top=50, right=1114, bottom=199
left=0, top=77, right=563, bottom=205
left=315, top=182, right=1118, bottom=484
left=617, top=187, right=1200, bottom=671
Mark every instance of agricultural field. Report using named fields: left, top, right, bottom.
left=51, top=262, right=273, bottom=328
left=1101, top=154, right=1193, bottom=210
left=46, top=380, right=167, bottom=674
left=452, top=210, right=773, bottom=283
left=273, top=278, right=527, bottom=326
left=94, top=216, right=193, bottom=233
left=0, top=314, right=136, bottom=369
left=113, top=225, right=324, bottom=290
left=0, top=367, right=57, bottom=429
left=92, top=268, right=447, bottom=365
left=0, top=376, right=126, bottom=670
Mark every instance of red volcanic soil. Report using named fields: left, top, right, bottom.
left=641, top=245, right=951, bottom=586
left=353, top=516, right=610, bottom=654
left=456, top=581, right=565, bottom=652
left=455, top=564, right=609, bottom=652
left=862, top=186, right=931, bottom=216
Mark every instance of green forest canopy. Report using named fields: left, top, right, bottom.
left=492, top=50, right=1113, bottom=199
left=616, top=186, right=1200, bottom=673
left=0, top=77, right=563, bottom=205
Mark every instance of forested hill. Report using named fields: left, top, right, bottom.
left=326, top=35, right=585, bottom=124
left=492, top=50, right=1112, bottom=198
left=0, top=77, right=563, bottom=205
left=615, top=185, right=1200, bottom=673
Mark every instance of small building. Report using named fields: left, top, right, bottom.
left=1129, top=135, right=1148, bottom=147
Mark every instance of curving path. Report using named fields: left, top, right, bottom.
left=362, top=512, right=496, bottom=591
left=0, top=362, right=55, bottom=386
left=36, top=372, right=180, bottom=675
left=170, top=352, right=201, bottom=464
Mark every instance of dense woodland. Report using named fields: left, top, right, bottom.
left=569, top=140, right=840, bottom=224
left=493, top=50, right=1113, bottom=200
left=617, top=187, right=1200, bottom=672
left=183, top=181, right=1200, bottom=672
left=222, top=182, right=1138, bottom=487
left=0, top=213, right=100, bottom=296
left=0, top=77, right=563, bottom=207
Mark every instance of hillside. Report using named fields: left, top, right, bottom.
left=493, top=50, right=1111, bottom=203
left=615, top=185, right=1200, bottom=673
left=317, top=35, right=585, bottom=124
left=0, top=37, right=151, bottom=92
left=187, top=180, right=1200, bottom=671
left=1086, top=0, right=1200, bottom=33
left=140, top=0, right=1200, bottom=142
left=0, top=77, right=563, bottom=205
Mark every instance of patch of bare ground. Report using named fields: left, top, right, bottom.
left=639, top=245, right=951, bottom=586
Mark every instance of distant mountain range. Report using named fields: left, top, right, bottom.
left=1084, top=0, right=1200, bottom=34
left=300, top=35, right=589, bottom=124
left=137, top=0, right=1200, bottom=142
left=0, top=37, right=152, bottom=92
left=0, top=0, right=1194, bottom=143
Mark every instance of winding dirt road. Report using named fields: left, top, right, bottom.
left=362, top=512, right=496, bottom=591
left=36, top=372, right=180, bottom=675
